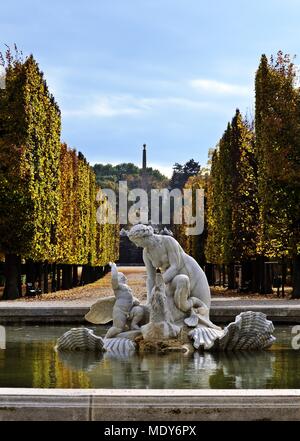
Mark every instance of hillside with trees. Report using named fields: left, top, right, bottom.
left=93, top=162, right=168, bottom=191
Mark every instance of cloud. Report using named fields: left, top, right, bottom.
left=140, top=97, right=213, bottom=110
left=62, top=95, right=144, bottom=118
left=44, top=66, right=244, bottom=120
left=190, top=78, right=251, bottom=96
left=62, top=94, right=221, bottom=119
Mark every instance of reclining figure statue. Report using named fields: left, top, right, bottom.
left=127, top=224, right=218, bottom=330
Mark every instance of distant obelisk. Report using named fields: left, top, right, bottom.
left=141, top=143, right=147, bottom=191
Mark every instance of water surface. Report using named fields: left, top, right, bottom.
left=0, top=325, right=299, bottom=389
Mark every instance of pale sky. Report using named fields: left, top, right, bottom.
left=2, top=0, right=300, bottom=177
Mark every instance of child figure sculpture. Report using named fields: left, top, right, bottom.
left=105, top=263, right=145, bottom=338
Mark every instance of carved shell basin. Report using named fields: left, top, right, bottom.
left=55, top=311, right=276, bottom=356
left=55, top=327, right=136, bottom=356
left=189, top=311, right=276, bottom=351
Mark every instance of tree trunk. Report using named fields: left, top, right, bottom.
left=227, top=263, right=235, bottom=290
left=43, top=261, right=49, bottom=294
left=56, top=265, right=61, bottom=291
left=204, top=263, right=213, bottom=286
left=81, top=265, right=93, bottom=285
left=257, top=256, right=273, bottom=294
left=264, top=261, right=273, bottom=295
left=51, top=263, right=57, bottom=292
left=94, top=266, right=103, bottom=281
left=62, top=264, right=72, bottom=290
left=105, top=264, right=110, bottom=275
left=251, top=258, right=259, bottom=293
left=281, top=258, right=286, bottom=298
left=222, top=264, right=226, bottom=287
left=93, top=267, right=101, bottom=282
left=36, top=262, right=42, bottom=292
left=90, top=267, right=96, bottom=283
left=72, top=265, right=79, bottom=287
left=25, top=258, right=35, bottom=286
left=291, top=255, right=300, bottom=299
left=257, top=256, right=264, bottom=293
left=2, top=253, right=22, bottom=300
left=212, top=264, right=216, bottom=286
left=25, top=258, right=36, bottom=296
left=241, top=260, right=253, bottom=292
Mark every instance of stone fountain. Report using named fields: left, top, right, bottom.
left=56, top=224, right=275, bottom=354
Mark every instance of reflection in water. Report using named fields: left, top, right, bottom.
left=57, top=351, right=103, bottom=372
left=0, top=326, right=5, bottom=350
left=0, top=325, right=299, bottom=389
left=196, top=351, right=276, bottom=389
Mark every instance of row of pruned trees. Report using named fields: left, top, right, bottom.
left=0, top=51, right=119, bottom=299
left=205, top=110, right=258, bottom=290
left=177, top=52, right=300, bottom=297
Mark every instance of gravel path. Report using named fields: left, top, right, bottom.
left=1, top=266, right=299, bottom=307
left=0, top=266, right=148, bottom=307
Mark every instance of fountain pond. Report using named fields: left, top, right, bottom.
left=0, top=324, right=298, bottom=389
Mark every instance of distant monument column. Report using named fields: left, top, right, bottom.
left=141, top=144, right=149, bottom=223
left=118, top=143, right=148, bottom=264
left=141, top=144, right=148, bottom=191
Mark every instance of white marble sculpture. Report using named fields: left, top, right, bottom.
left=55, top=327, right=136, bottom=355
left=128, top=224, right=216, bottom=328
left=58, top=224, right=276, bottom=354
left=141, top=271, right=180, bottom=341
left=84, top=262, right=148, bottom=339
left=104, top=262, right=137, bottom=338
left=127, top=224, right=276, bottom=351
left=55, top=327, right=105, bottom=352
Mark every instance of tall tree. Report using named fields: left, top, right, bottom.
left=205, top=149, right=223, bottom=265
left=177, top=172, right=209, bottom=267
left=230, top=110, right=258, bottom=290
left=0, top=50, right=119, bottom=298
left=170, top=159, right=201, bottom=190
left=0, top=52, right=61, bottom=298
left=205, top=110, right=257, bottom=289
left=255, top=52, right=300, bottom=297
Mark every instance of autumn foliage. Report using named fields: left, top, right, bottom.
left=177, top=52, right=300, bottom=297
left=0, top=49, right=119, bottom=299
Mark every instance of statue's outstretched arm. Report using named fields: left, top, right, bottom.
left=109, top=262, right=119, bottom=290
left=143, top=249, right=156, bottom=302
